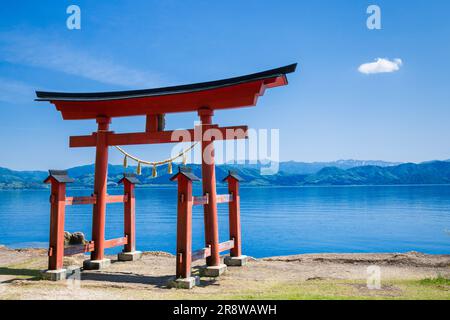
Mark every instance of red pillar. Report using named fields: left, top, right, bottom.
left=48, top=181, right=66, bottom=270
left=227, top=178, right=242, bottom=257
left=175, top=175, right=193, bottom=278
left=198, top=108, right=220, bottom=267
left=123, top=179, right=136, bottom=253
left=91, top=116, right=111, bottom=261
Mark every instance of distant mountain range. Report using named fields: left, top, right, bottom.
left=0, top=160, right=450, bottom=189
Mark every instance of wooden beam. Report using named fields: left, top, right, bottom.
left=190, top=241, right=234, bottom=261
left=69, top=125, right=248, bottom=148
left=104, top=236, right=128, bottom=249
left=65, top=195, right=97, bottom=206
left=65, top=194, right=127, bottom=205
left=48, top=182, right=67, bottom=270
left=106, top=194, right=128, bottom=203
left=123, top=180, right=137, bottom=253
left=191, top=246, right=211, bottom=262
left=193, top=195, right=209, bottom=206
left=218, top=240, right=235, bottom=252
left=69, top=133, right=98, bottom=148
left=146, top=114, right=159, bottom=132
left=227, top=178, right=242, bottom=257
left=216, top=194, right=234, bottom=204
left=62, top=242, right=95, bottom=256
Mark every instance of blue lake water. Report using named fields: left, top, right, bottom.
left=0, top=185, right=449, bottom=258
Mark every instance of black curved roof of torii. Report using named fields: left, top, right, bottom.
left=35, top=63, right=297, bottom=101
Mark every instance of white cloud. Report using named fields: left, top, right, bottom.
left=0, top=31, right=162, bottom=88
left=358, top=58, right=403, bottom=75
left=0, top=78, right=35, bottom=104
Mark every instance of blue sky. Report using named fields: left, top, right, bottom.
left=0, top=0, right=449, bottom=170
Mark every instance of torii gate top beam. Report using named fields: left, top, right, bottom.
left=35, top=64, right=297, bottom=120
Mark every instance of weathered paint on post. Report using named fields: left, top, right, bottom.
left=175, top=175, right=194, bottom=278
left=91, top=117, right=111, bottom=261
left=48, top=181, right=67, bottom=270
left=123, top=180, right=136, bottom=253
left=198, top=108, right=220, bottom=267
left=226, top=176, right=242, bottom=257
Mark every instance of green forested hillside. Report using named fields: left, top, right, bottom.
left=0, top=161, right=449, bottom=189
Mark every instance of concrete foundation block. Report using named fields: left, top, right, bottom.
left=224, top=255, right=248, bottom=267
left=168, top=276, right=200, bottom=289
left=118, top=251, right=142, bottom=262
left=83, top=259, right=111, bottom=270
left=201, top=264, right=227, bottom=277
left=41, top=269, right=67, bottom=281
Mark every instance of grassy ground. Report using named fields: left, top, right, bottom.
left=224, top=278, right=450, bottom=300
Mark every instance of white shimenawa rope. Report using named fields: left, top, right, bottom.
left=114, top=142, right=198, bottom=176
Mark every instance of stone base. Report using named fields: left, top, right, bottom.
left=224, top=255, right=248, bottom=267
left=118, top=251, right=142, bottom=262
left=201, top=264, right=227, bottom=277
left=41, top=269, right=67, bottom=281
left=66, top=265, right=82, bottom=276
left=168, top=276, right=200, bottom=289
left=83, top=259, right=111, bottom=270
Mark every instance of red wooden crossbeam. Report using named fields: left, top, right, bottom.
left=50, top=238, right=128, bottom=257
left=218, top=239, right=235, bottom=252
left=64, top=194, right=128, bottom=206
left=191, top=240, right=234, bottom=262
left=65, top=195, right=96, bottom=205
left=106, top=194, right=128, bottom=203
left=193, top=194, right=233, bottom=206
left=216, top=194, right=234, bottom=204
left=192, top=246, right=211, bottom=262
left=193, top=195, right=209, bottom=206
left=69, top=125, right=248, bottom=148
left=104, top=236, right=128, bottom=249
left=48, top=242, right=96, bottom=257
left=53, top=237, right=127, bottom=256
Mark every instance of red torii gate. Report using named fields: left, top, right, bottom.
left=37, top=64, right=296, bottom=286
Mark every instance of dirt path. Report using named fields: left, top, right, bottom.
left=0, top=247, right=449, bottom=300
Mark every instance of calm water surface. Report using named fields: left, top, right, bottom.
left=0, top=185, right=449, bottom=257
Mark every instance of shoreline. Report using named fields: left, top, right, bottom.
left=2, top=183, right=450, bottom=191
left=3, top=245, right=450, bottom=258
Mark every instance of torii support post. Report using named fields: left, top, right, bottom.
left=198, top=108, right=227, bottom=277
left=223, top=171, right=248, bottom=266
left=42, top=170, right=74, bottom=281
left=118, top=174, right=142, bottom=261
left=169, top=168, right=200, bottom=289
left=83, top=117, right=112, bottom=270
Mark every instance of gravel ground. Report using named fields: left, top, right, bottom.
left=0, top=247, right=449, bottom=300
